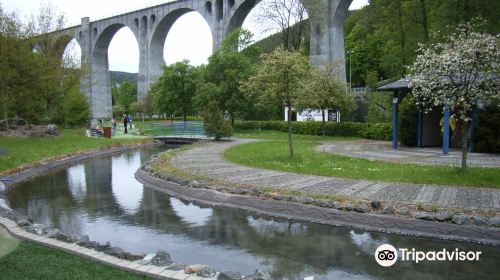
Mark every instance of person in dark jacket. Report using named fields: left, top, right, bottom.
left=123, top=115, right=128, bottom=134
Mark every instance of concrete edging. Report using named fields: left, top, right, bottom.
left=0, top=217, right=201, bottom=280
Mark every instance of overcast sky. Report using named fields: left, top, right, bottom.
left=2, top=0, right=369, bottom=72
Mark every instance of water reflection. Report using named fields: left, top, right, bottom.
left=6, top=147, right=500, bottom=279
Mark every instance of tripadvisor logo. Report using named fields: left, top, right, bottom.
left=374, top=244, right=482, bottom=267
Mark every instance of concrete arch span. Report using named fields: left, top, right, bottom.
left=92, top=24, right=139, bottom=119
left=149, top=8, right=213, bottom=92
left=40, top=0, right=354, bottom=120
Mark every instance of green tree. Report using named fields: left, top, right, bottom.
left=0, top=7, right=41, bottom=126
left=195, top=29, right=258, bottom=126
left=410, top=22, right=500, bottom=171
left=63, top=88, right=89, bottom=126
left=115, top=79, right=137, bottom=112
left=151, top=60, right=197, bottom=122
left=242, top=48, right=311, bottom=158
left=141, top=93, right=155, bottom=122
left=112, top=105, right=124, bottom=119
left=202, top=100, right=233, bottom=141
left=299, top=62, right=356, bottom=136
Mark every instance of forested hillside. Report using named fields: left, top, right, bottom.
left=255, top=0, right=499, bottom=86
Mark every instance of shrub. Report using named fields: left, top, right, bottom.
left=475, top=105, right=500, bottom=153
left=234, top=120, right=392, bottom=140
left=63, top=90, right=90, bottom=126
left=202, top=100, right=233, bottom=140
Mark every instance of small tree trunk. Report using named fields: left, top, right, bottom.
left=321, top=110, right=326, bottom=137
left=287, top=107, right=294, bottom=159
left=3, top=101, right=8, bottom=129
left=461, top=121, right=469, bottom=172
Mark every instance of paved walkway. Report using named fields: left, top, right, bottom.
left=171, top=139, right=500, bottom=211
left=316, top=140, right=500, bottom=168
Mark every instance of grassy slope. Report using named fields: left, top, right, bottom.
left=0, top=128, right=149, bottom=173
left=0, top=241, right=149, bottom=280
left=228, top=131, right=500, bottom=188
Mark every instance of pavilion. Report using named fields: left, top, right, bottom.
left=378, top=78, right=479, bottom=154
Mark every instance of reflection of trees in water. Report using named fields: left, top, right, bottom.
left=8, top=148, right=500, bottom=279
left=6, top=169, right=84, bottom=235
left=133, top=187, right=387, bottom=278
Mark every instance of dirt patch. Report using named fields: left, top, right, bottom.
left=0, top=125, right=57, bottom=138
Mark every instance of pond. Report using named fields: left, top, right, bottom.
left=6, top=147, right=500, bottom=279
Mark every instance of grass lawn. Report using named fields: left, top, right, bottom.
left=228, top=130, right=500, bottom=188
left=0, top=240, right=150, bottom=280
left=0, top=128, right=151, bottom=174
left=0, top=228, right=20, bottom=258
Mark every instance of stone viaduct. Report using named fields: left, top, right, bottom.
left=48, top=0, right=353, bottom=119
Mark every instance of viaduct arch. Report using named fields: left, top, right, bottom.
left=46, top=0, right=353, bottom=120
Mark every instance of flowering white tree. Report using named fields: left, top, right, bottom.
left=409, top=22, right=500, bottom=171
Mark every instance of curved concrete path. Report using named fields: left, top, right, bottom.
left=316, top=140, right=500, bottom=168
left=171, top=139, right=500, bottom=211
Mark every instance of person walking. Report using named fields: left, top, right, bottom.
left=111, top=117, right=117, bottom=136
left=123, top=115, right=129, bottom=134
left=128, top=114, right=133, bottom=129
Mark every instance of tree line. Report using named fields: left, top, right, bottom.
left=344, top=0, right=499, bottom=86
left=0, top=3, right=88, bottom=127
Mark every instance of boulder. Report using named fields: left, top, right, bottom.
left=370, top=201, right=382, bottom=210
left=395, top=207, right=410, bottom=216
left=218, top=271, right=243, bottom=280
left=124, top=252, right=145, bottom=261
left=96, top=241, right=111, bottom=251
left=24, top=224, right=48, bottom=235
left=137, top=253, right=156, bottom=265
left=168, top=262, right=186, bottom=271
left=76, top=235, right=91, bottom=247
left=342, top=204, right=354, bottom=211
left=151, top=250, right=173, bottom=266
left=272, top=195, right=289, bottom=201
left=196, top=266, right=217, bottom=278
left=185, top=264, right=205, bottom=274
left=435, top=212, right=453, bottom=222
left=471, top=216, right=488, bottom=226
left=188, top=180, right=200, bottom=188
left=16, top=218, right=32, bottom=227
left=354, top=205, right=369, bottom=213
left=46, top=124, right=61, bottom=136
left=104, top=246, right=126, bottom=259
left=413, top=211, right=435, bottom=221
left=313, top=200, right=330, bottom=208
left=382, top=206, right=395, bottom=215
left=0, top=147, right=7, bottom=156
left=489, top=216, right=500, bottom=227
left=292, top=196, right=314, bottom=204
left=452, top=215, right=472, bottom=225
left=252, top=269, right=271, bottom=280
left=46, top=229, right=71, bottom=242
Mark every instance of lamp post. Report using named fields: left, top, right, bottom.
left=347, top=50, right=354, bottom=93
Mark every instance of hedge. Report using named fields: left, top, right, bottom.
left=234, top=121, right=392, bottom=140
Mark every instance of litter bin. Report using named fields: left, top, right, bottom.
left=103, top=127, right=112, bottom=138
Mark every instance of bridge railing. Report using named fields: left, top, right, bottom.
left=91, top=0, right=179, bottom=22
left=145, top=121, right=205, bottom=138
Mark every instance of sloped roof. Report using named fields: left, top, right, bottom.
left=377, top=77, right=411, bottom=91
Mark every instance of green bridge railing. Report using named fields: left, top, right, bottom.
left=145, top=122, right=205, bottom=138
